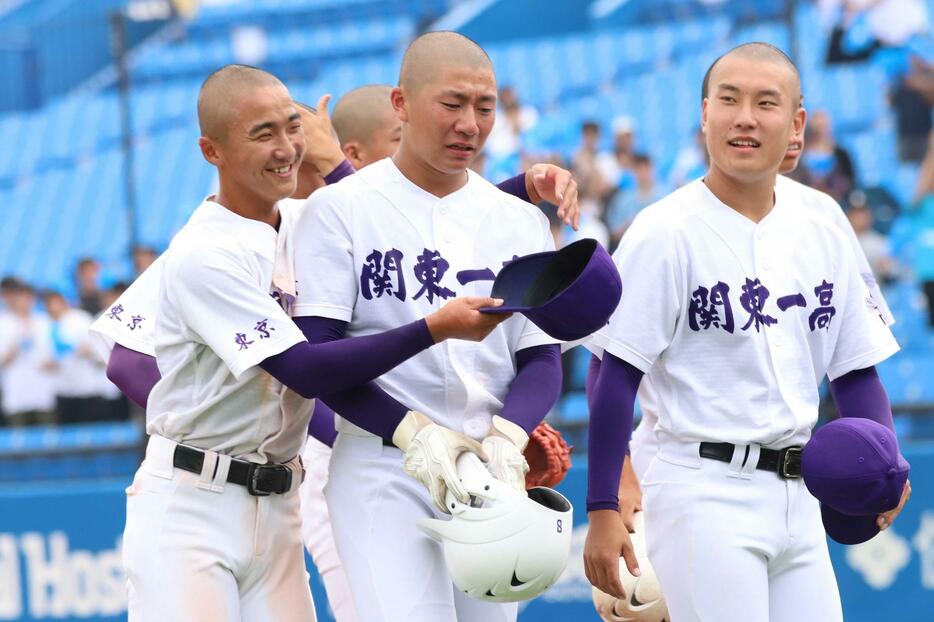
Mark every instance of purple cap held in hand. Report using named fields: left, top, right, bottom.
left=480, top=238, right=622, bottom=341
left=802, top=418, right=910, bottom=545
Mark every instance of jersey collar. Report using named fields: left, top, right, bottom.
left=191, top=198, right=280, bottom=263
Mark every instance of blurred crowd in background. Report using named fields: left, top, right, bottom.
left=1, top=0, right=933, bottom=428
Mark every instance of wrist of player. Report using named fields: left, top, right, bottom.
left=481, top=415, right=530, bottom=492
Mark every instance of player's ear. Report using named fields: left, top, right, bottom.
left=199, top=136, right=222, bottom=167
left=390, top=87, right=409, bottom=123
left=792, top=105, right=806, bottom=140
left=700, top=97, right=709, bottom=134
left=342, top=141, right=363, bottom=169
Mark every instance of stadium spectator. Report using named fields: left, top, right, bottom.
left=486, top=85, right=538, bottom=159
left=43, top=290, right=108, bottom=425
left=912, top=131, right=934, bottom=327
left=132, top=245, right=159, bottom=277
left=668, top=126, right=708, bottom=188
left=0, top=281, right=56, bottom=426
left=75, top=257, right=104, bottom=315
left=573, top=120, right=614, bottom=203
left=847, top=202, right=900, bottom=285
left=596, top=116, right=638, bottom=191
left=605, top=153, right=666, bottom=249
left=894, top=55, right=934, bottom=162
left=821, top=0, right=930, bottom=62
left=791, top=110, right=856, bottom=203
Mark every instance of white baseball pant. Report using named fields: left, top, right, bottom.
left=641, top=439, right=843, bottom=622
left=123, top=434, right=316, bottom=622
left=325, top=433, right=518, bottom=622
left=300, top=436, right=357, bottom=622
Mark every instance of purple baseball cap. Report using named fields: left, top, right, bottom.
left=802, top=418, right=909, bottom=545
left=480, top=238, right=622, bottom=341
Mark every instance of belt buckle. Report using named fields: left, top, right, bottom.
left=247, top=464, right=291, bottom=496
left=778, top=447, right=803, bottom=479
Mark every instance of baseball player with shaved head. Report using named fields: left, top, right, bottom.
left=582, top=43, right=908, bottom=622
left=292, top=32, right=566, bottom=621
left=92, top=71, right=581, bottom=621
left=116, top=63, right=525, bottom=621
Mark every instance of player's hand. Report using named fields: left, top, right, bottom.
left=618, top=456, right=643, bottom=532
left=296, top=94, right=345, bottom=177
left=393, top=410, right=488, bottom=513
left=481, top=415, right=529, bottom=492
left=877, top=479, right=911, bottom=530
left=426, top=297, right=511, bottom=342
left=525, top=163, right=580, bottom=230
left=585, top=509, right=639, bottom=599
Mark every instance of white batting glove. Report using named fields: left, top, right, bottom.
left=481, top=415, right=530, bottom=492
left=393, top=410, right=488, bottom=514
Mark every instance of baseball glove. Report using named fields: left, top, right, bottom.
left=523, top=422, right=572, bottom=489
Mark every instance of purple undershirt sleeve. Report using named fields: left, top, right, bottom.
left=496, top=172, right=532, bottom=203
left=258, top=319, right=433, bottom=405
left=586, top=352, right=643, bottom=513
left=106, top=343, right=161, bottom=408
left=499, top=344, right=562, bottom=434
left=293, top=316, right=410, bottom=441
left=586, top=354, right=601, bottom=406
left=323, top=159, right=356, bottom=185
left=307, top=400, right=339, bottom=448
left=829, top=366, right=895, bottom=432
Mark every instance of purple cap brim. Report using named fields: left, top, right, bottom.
left=820, top=503, right=880, bottom=545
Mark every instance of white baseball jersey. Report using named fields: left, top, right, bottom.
left=776, top=174, right=895, bottom=325
left=146, top=198, right=312, bottom=464
left=89, top=257, right=163, bottom=361
left=589, top=178, right=899, bottom=450
left=626, top=176, right=897, bottom=476
left=293, top=157, right=558, bottom=439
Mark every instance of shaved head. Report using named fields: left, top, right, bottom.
left=198, top=64, right=284, bottom=140
left=398, top=31, right=494, bottom=94
left=702, top=42, right=800, bottom=102
left=332, top=85, right=394, bottom=146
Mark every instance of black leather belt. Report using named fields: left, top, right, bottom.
left=173, top=444, right=296, bottom=496
left=698, top=442, right=803, bottom=479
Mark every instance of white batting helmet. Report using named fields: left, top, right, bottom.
left=417, top=452, right=573, bottom=603
left=591, top=512, right=669, bottom=622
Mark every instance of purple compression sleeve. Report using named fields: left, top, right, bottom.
left=829, top=366, right=895, bottom=432
left=586, top=353, right=643, bottom=512
left=294, top=316, right=410, bottom=441
left=106, top=343, right=161, bottom=408
left=323, top=159, right=356, bottom=184
left=500, top=344, right=562, bottom=434
left=495, top=173, right=532, bottom=203
left=307, top=400, right=339, bottom=448
left=585, top=354, right=601, bottom=406
left=259, top=319, right=433, bottom=402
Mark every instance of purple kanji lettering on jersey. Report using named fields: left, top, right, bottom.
left=126, top=315, right=144, bottom=331
left=777, top=293, right=806, bottom=311
left=254, top=319, right=275, bottom=339
left=688, top=281, right=734, bottom=333
left=235, top=333, right=254, bottom=351
left=808, top=280, right=836, bottom=331
left=413, top=249, right=456, bottom=303
left=107, top=304, right=124, bottom=321
left=740, top=278, right=778, bottom=332
left=456, top=268, right=496, bottom=285
left=360, top=249, right=406, bottom=301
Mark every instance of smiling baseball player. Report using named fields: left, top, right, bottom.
left=582, top=43, right=904, bottom=622
left=118, top=63, right=521, bottom=621
left=291, top=32, right=566, bottom=622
